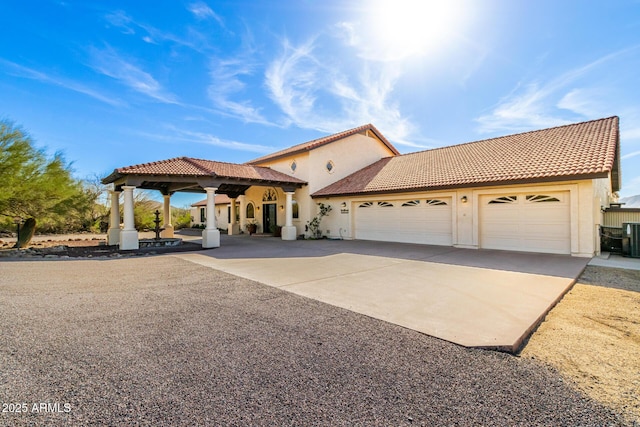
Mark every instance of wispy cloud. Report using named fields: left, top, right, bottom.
left=620, top=174, right=640, bottom=198
left=0, top=58, right=124, bottom=107
left=622, top=150, right=640, bottom=160
left=265, top=38, right=320, bottom=126
left=88, top=46, right=178, bottom=104
left=623, top=127, right=640, bottom=141
left=187, top=2, right=225, bottom=27
left=475, top=46, right=640, bottom=134
left=138, top=125, right=274, bottom=154
left=104, top=10, right=211, bottom=51
left=265, top=38, right=426, bottom=148
left=556, top=88, right=609, bottom=118
left=208, top=57, right=272, bottom=125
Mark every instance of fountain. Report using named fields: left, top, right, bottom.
left=138, top=210, right=183, bottom=248
left=153, top=210, right=164, bottom=240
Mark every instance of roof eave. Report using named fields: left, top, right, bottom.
left=101, top=170, right=122, bottom=185
left=311, top=173, right=610, bottom=198
left=247, top=124, right=399, bottom=165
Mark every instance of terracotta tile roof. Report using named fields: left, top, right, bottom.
left=313, top=117, right=620, bottom=197
left=246, top=124, right=400, bottom=164
left=191, top=194, right=232, bottom=206
left=108, top=156, right=305, bottom=185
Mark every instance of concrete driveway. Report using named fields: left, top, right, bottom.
left=175, top=235, right=589, bottom=352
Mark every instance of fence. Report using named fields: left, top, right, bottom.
left=602, top=207, right=640, bottom=227
left=601, top=207, right=640, bottom=253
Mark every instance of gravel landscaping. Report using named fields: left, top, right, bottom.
left=522, top=265, right=640, bottom=426
left=0, top=256, right=629, bottom=426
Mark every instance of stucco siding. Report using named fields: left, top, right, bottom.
left=308, top=134, right=396, bottom=194
left=316, top=180, right=602, bottom=256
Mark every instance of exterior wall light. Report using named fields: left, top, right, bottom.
left=280, top=205, right=284, bottom=210
left=341, top=202, right=347, bottom=208
left=461, top=196, right=468, bottom=203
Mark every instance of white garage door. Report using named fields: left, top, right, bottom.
left=480, top=192, right=571, bottom=254
left=355, top=198, right=452, bottom=245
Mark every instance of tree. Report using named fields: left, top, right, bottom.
left=0, top=120, right=89, bottom=243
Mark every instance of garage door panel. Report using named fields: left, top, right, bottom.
left=480, top=192, right=570, bottom=254
left=355, top=199, right=452, bottom=246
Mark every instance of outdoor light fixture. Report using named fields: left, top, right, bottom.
left=461, top=196, right=468, bottom=203
left=341, top=202, right=347, bottom=208
left=280, top=205, right=284, bottom=211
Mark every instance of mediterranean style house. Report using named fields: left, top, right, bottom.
left=103, top=116, right=621, bottom=257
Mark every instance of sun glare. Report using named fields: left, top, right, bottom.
left=367, top=0, right=466, bottom=61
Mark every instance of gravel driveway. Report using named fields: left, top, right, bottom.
left=0, top=256, right=624, bottom=426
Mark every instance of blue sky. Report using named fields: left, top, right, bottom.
left=1, top=0, right=639, bottom=207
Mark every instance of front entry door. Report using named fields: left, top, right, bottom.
left=263, top=203, right=277, bottom=234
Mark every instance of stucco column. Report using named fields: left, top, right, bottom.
left=120, top=185, right=139, bottom=250
left=281, top=191, right=296, bottom=241
left=202, top=187, right=220, bottom=248
left=238, top=195, right=247, bottom=232
left=107, top=190, right=120, bottom=245
left=161, top=194, right=174, bottom=238
left=228, top=197, right=240, bottom=235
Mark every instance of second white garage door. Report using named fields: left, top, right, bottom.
left=355, top=198, right=453, bottom=245
left=479, top=192, right=571, bottom=254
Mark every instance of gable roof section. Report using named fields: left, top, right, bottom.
left=313, top=116, right=620, bottom=197
left=103, top=156, right=305, bottom=186
left=192, top=194, right=232, bottom=206
left=246, top=124, right=400, bottom=165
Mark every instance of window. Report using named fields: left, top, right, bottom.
left=425, top=199, right=447, bottom=206
left=358, top=202, right=373, bottom=208
left=402, top=200, right=420, bottom=207
left=262, top=188, right=277, bottom=201
left=526, top=195, right=560, bottom=203
left=378, top=201, right=394, bottom=207
left=246, top=202, right=255, bottom=219
left=292, top=200, right=299, bottom=219
left=488, top=196, right=518, bottom=204
left=200, top=207, right=206, bottom=222
left=291, top=160, right=297, bottom=172
left=326, top=160, right=335, bottom=173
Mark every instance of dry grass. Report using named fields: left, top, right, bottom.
left=521, top=266, right=640, bottom=425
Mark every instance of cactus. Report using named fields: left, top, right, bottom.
left=14, top=218, right=36, bottom=249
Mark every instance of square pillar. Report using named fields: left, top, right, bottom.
left=161, top=194, right=174, bottom=238
left=202, top=187, right=220, bottom=248
left=107, top=189, right=121, bottom=246
left=228, top=198, right=240, bottom=235
left=120, top=185, right=139, bottom=250
left=282, top=191, right=296, bottom=241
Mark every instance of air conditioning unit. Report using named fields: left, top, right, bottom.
left=622, top=222, right=640, bottom=258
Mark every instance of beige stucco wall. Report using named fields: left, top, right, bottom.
left=253, top=133, right=395, bottom=194
left=249, top=132, right=396, bottom=237
left=315, top=179, right=605, bottom=257
left=237, top=186, right=307, bottom=235
left=307, top=134, right=395, bottom=194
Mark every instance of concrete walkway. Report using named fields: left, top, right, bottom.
left=589, top=252, right=640, bottom=270
left=175, top=236, right=589, bottom=352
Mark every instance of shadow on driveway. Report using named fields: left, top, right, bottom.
left=202, top=234, right=588, bottom=278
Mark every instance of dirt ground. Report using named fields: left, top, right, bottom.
left=521, top=265, right=640, bottom=425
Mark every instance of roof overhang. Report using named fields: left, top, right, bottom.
left=102, top=171, right=305, bottom=197
left=311, top=173, right=610, bottom=198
